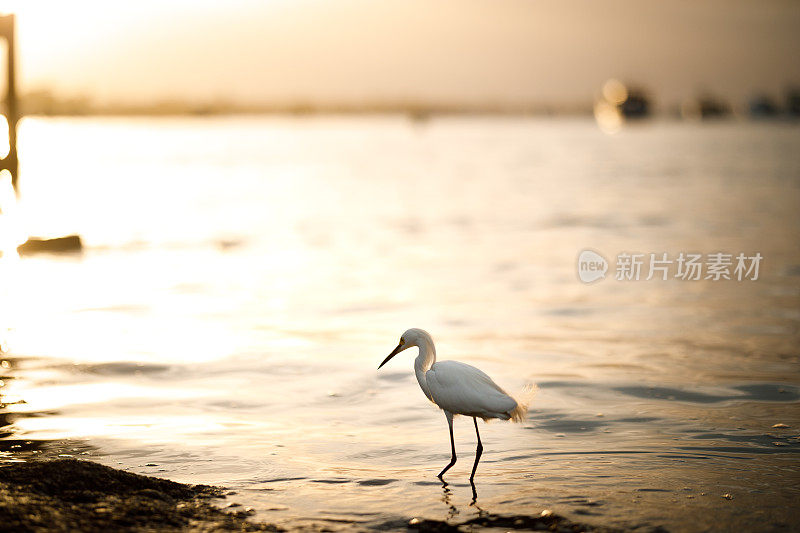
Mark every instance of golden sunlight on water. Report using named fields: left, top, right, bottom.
left=1, top=116, right=799, bottom=531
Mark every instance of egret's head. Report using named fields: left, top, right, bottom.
left=378, top=328, right=432, bottom=369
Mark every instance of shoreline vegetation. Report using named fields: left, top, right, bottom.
left=0, top=458, right=625, bottom=532
left=16, top=91, right=595, bottom=118
left=16, top=88, right=799, bottom=120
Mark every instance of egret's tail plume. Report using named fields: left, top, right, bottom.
left=510, top=382, right=537, bottom=423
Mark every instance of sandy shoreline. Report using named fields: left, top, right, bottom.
left=0, top=458, right=626, bottom=532
left=0, top=459, right=279, bottom=532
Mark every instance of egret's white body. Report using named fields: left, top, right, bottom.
left=378, top=328, right=528, bottom=481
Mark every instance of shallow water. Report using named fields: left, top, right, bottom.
left=1, top=116, right=799, bottom=531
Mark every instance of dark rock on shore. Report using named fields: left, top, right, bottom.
left=0, top=458, right=281, bottom=532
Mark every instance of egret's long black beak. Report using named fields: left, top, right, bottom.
left=378, top=344, right=403, bottom=369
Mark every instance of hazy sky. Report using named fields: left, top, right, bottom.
left=4, top=0, right=800, bottom=107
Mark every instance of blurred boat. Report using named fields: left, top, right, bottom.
left=748, top=94, right=780, bottom=118
left=785, top=87, right=800, bottom=118
left=593, top=79, right=651, bottom=133
left=680, top=94, right=731, bottom=120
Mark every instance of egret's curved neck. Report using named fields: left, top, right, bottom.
left=413, top=336, right=436, bottom=401
left=414, top=337, right=436, bottom=373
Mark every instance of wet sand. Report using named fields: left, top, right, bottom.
left=0, top=458, right=622, bottom=532
left=0, top=458, right=279, bottom=532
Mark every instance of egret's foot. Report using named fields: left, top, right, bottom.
left=437, top=461, right=456, bottom=478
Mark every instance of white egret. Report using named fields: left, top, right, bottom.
left=378, top=328, right=528, bottom=481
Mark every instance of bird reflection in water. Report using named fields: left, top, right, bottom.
left=440, top=478, right=488, bottom=524
left=440, top=480, right=459, bottom=520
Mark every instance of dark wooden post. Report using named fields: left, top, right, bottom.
left=0, top=14, right=18, bottom=193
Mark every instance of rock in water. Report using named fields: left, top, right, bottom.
left=17, top=235, right=83, bottom=255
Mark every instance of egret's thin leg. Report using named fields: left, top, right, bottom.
left=469, top=417, right=483, bottom=482
left=438, top=411, right=457, bottom=478
left=469, top=478, right=478, bottom=506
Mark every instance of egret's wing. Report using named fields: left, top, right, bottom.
left=426, top=360, right=517, bottom=420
